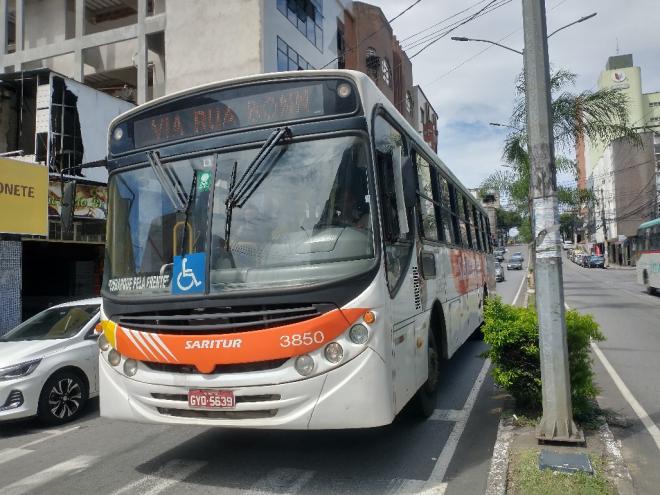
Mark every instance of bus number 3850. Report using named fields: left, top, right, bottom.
left=280, top=331, right=325, bottom=348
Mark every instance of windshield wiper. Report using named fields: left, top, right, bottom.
left=179, top=171, right=198, bottom=257
left=224, top=127, right=291, bottom=250
left=147, top=150, right=188, bottom=212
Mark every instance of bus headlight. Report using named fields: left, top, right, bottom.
left=337, top=83, right=352, bottom=98
left=349, top=324, right=369, bottom=345
left=97, top=334, right=110, bottom=352
left=295, top=355, right=314, bottom=376
left=123, top=359, right=138, bottom=377
left=324, top=342, right=343, bottom=364
left=108, top=349, right=122, bottom=366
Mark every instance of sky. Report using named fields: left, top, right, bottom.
left=369, top=0, right=660, bottom=190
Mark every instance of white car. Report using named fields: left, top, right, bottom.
left=0, top=298, right=101, bottom=424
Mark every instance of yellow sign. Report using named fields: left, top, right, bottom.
left=0, top=158, right=48, bottom=236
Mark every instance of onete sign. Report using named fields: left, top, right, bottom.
left=0, top=158, right=48, bottom=236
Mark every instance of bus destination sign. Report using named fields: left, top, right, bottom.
left=132, top=83, right=326, bottom=148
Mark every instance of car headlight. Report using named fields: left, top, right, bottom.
left=0, top=359, right=42, bottom=381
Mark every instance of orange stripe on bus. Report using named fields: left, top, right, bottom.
left=113, top=307, right=367, bottom=373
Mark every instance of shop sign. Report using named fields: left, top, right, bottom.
left=48, top=181, right=108, bottom=219
left=0, top=158, right=48, bottom=236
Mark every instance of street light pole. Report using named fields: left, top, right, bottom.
left=522, top=0, right=582, bottom=443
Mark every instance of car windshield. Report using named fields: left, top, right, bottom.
left=0, top=305, right=99, bottom=342
left=104, top=135, right=375, bottom=296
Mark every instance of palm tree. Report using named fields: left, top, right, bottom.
left=483, top=69, right=638, bottom=221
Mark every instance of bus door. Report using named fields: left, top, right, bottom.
left=374, top=115, right=425, bottom=412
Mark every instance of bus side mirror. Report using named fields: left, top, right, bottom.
left=61, top=180, right=77, bottom=234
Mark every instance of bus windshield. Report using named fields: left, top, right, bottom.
left=104, top=135, right=375, bottom=297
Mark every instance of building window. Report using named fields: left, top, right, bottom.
left=381, top=58, right=392, bottom=87
left=405, top=92, right=413, bottom=115
left=277, top=37, right=315, bottom=72
left=650, top=101, right=660, bottom=107
left=277, top=0, right=324, bottom=51
left=365, top=47, right=379, bottom=80
left=649, top=116, right=660, bottom=122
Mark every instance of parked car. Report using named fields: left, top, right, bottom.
left=575, top=253, right=590, bottom=267
left=587, top=255, right=605, bottom=268
left=507, top=253, right=524, bottom=270
left=495, top=251, right=505, bottom=262
left=495, top=262, right=505, bottom=282
left=562, top=241, right=574, bottom=250
left=0, top=298, right=101, bottom=424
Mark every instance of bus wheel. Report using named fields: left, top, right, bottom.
left=644, top=271, right=656, bottom=295
left=414, top=329, right=439, bottom=419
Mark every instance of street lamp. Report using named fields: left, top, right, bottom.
left=489, top=122, right=521, bottom=131
left=451, top=12, right=597, bottom=55
left=450, top=36, right=522, bottom=55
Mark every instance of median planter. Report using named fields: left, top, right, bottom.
left=481, top=297, right=604, bottom=420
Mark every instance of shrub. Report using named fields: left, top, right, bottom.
left=482, top=296, right=604, bottom=420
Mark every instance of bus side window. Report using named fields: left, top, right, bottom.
left=448, top=183, right=463, bottom=246
left=374, top=115, right=413, bottom=295
left=438, top=175, right=454, bottom=244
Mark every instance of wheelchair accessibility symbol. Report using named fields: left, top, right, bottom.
left=172, top=253, right=206, bottom=295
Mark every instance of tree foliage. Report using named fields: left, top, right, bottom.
left=482, top=69, right=638, bottom=218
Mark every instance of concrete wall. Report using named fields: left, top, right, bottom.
left=164, top=0, right=263, bottom=94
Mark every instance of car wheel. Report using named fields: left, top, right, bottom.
left=38, top=371, right=88, bottom=425
left=414, top=329, right=440, bottom=419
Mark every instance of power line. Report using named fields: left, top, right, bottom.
left=399, top=0, right=490, bottom=43
left=421, top=0, right=570, bottom=85
left=409, top=0, right=513, bottom=60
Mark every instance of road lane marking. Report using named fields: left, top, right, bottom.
left=429, top=409, right=464, bottom=422
left=591, top=341, right=660, bottom=452
left=2, top=455, right=97, bottom=495
left=110, top=459, right=207, bottom=495
left=247, top=468, right=314, bottom=494
left=564, top=302, right=660, bottom=452
left=17, top=425, right=80, bottom=450
left=0, top=448, right=32, bottom=466
left=512, top=264, right=527, bottom=306
left=422, top=358, right=492, bottom=491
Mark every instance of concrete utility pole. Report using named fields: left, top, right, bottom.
left=522, top=0, right=582, bottom=442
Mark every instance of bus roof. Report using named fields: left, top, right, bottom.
left=639, top=218, right=660, bottom=230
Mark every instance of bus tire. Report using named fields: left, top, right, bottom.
left=414, top=328, right=439, bottom=419
left=643, top=271, right=656, bottom=295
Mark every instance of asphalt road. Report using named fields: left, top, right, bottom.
left=0, top=251, right=528, bottom=495
left=562, top=256, right=660, bottom=494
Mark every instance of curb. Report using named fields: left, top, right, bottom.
left=599, top=422, right=635, bottom=495
left=485, top=416, right=514, bottom=495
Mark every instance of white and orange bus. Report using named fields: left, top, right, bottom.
left=98, top=70, right=495, bottom=428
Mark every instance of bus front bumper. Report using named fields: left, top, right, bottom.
left=100, top=347, right=393, bottom=429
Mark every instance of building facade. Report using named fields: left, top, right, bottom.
left=341, top=1, right=414, bottom=125
left=0, top=0, right=424, bottom=331
left=578, top=54, right=660, bottom=265
left=412, top=85, right=438, bottom=152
